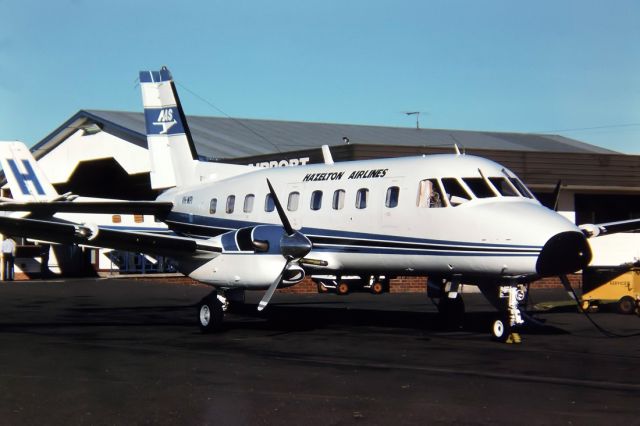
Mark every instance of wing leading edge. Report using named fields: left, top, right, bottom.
left=0, top=201, right=173, bottom=218
left=0, top=216, right=218, bottom=258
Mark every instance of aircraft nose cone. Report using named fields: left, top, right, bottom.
left=536, top=231, right=592, bottom=277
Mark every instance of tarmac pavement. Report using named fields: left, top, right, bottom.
left=0, top=278, right=639, bottom=425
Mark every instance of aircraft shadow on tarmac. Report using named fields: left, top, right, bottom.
left=1, top=299, right=568, bottom=336
left=224, top=302, right=570, bottom=336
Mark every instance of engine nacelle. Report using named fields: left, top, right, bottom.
left=188, top=253, right=287, bottom=289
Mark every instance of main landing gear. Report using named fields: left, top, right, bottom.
left=429, top=276, right=465, bottom=329
left=197, top=288, right=246, bottom=333
left=198, top=292, right=224, bottom=333
left=491, top=285, right=526, bottom=343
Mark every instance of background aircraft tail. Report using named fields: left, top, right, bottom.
left=0, top=141, right=58, bottom=202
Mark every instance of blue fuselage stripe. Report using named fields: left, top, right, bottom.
left=164, top=212, right=541, bottom=257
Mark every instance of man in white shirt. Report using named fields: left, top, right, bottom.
left=2, top=237, right=17, bottom=281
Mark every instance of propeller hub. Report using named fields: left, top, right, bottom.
left=281, top=231, right=312, bottom=260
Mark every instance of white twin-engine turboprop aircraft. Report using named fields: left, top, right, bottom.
left=1, top=67, right=637, bottom=342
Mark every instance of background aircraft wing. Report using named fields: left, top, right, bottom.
left=580, top=218, right=640, bottom=238
left=0, top=216, right=218, bottom=258
left=0, top=200, right=173, bottom=218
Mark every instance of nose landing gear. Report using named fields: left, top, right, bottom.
left=491, top=285, right=526, bottom=343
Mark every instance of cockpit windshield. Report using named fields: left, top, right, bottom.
left=462, top=178, right=495, bottom=198
left=418, top=173, right=536, bottom=207
left=489, top=177, right=519, bottom=197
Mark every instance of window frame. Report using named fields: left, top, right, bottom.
left=225, top=195, right=236, bottom=214
left=332, top=189, right=345, bottom=210
left=310, top=190, right=323, bottom=211
left=287, top=191, right=300, bottom=211
left=355, top=188, right=369, bottom=209
left=243, top=194, right=255, bottom=213
left=385, top=186, right=400, bottom=208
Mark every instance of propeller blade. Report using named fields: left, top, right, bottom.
left=551, top=180, right=562, bottom=211
left=258, top=269, right=284, bottom=312
left=266, top=179, right=294, bottom=236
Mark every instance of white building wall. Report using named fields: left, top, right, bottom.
left=37, top=130, right=151, bottom=184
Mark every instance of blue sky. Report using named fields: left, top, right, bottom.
left=1, top=0, right=639, bottom=153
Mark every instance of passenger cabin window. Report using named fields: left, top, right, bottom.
left=243, top=194, right=255, bottom=213
left=441, top=178, right=471, bottom=206
left=489, top=177, right=518, bottom=197
left=385, top=186, right=400, bottom=208
left=333, top=189, right=345, bottom=210
left=417, top=179, right=445, bottom=208
left=226, top=195, right=235, bottom=214
left=209, top=198, right=218, bottom=214
left=463, top=178, right=495, bottom=198
left=287, top=191, right=300, bottom=211
left=355, top=188, right=369, bottom=209
left=264, top=194, right=275, bottom=212
left=310, top=190, right=323, bottom=211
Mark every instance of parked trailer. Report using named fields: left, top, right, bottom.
left=581, top=265, right=640, bottom=314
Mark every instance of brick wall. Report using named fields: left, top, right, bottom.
left=279, top=274, right=581, bottom=294
left=13, top=273, right=581, bottom=292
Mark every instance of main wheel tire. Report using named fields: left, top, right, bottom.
left=618, top=296, right=636, bottom=315
left=491, top=316, right=511, bottom=342
left=336, top=282, right=350, bottom=295
left=198, top=296, right=224, bottom=333
left=370, top=281, right=384, bottom=295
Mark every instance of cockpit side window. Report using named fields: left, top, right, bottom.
left=462, top=178, right=496, bottom=198
left=417, top=179, right=445, bottom=208
left=441, top=178, right=471, bottom=206
left=509, top=178, right=534, bottom=199
left=502, top=168, right=535, bottom=199
left=489, top=177, right=518, bottom=196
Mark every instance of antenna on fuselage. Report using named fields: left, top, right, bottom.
left=454, top=144, right=462, bottom=156
left=321, top=145, right=334, bottom=165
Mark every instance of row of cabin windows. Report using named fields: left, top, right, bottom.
left=209, top=186, right=400, bottom=215
left=208, top=176, right=533, bottom=214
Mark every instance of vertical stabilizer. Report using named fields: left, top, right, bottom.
left=140, top=67, right=198, bottom=190
left=0, top=141, right=58, bottom=201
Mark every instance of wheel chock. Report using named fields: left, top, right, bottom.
left=505, top=332, right=522, bottom=344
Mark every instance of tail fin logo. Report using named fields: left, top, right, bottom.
left=153, top=108, right=177, bottom=134
left=7, top=159, right=46, bottom=196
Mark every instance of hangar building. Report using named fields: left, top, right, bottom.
left=3, top=109, right=640, bottom=277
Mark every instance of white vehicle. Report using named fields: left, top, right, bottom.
left=0, top=67, right=637, bottom=342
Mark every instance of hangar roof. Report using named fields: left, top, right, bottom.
left=32, top=109, right=617, bottom=161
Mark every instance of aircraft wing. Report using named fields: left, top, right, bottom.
left=0, top=216, right=218, bottom=258
left=580, top=218, right=640, bottom=238
left=0, top=201, right=173, bottom=218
